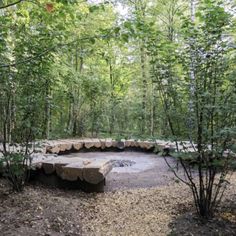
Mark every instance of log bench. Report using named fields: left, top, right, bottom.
left=31, top=156, right=113, bottom=192
left=44, top=138, right=161, bottom=154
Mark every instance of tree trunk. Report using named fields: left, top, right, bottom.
left=188, top=0, right=197, bottom=140
left=71, top=44, right=83, bottom=137
left=140, top=43, right=147, bottom=134
left=109, top=59, right=115, bottom=135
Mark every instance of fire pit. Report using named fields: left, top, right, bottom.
left=110, top=160, right=136, bottom=168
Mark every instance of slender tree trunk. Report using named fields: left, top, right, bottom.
left=140, top=43, right=147, bottom=134
left=42, top=79, right=51, bottom=139
left=188, top=0, right=197, bottom=141
left=109, top=59, right=115, bottom=135
left=71, top=44, right=83, bottom=137
left=150, top=79, right=155, bottom=136
left=72, top=45, right=79, bottom=136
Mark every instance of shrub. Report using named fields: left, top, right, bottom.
left=0, top=152, right=31, bottom=192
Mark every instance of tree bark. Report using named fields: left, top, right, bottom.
left=109, top=58, right=115, bottom=135
left=140, top=43, right=147, bottom=134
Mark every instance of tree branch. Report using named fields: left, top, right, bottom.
left=163, top=156, right=190, bottom=186
left=0, top=0, right=23, bottom=9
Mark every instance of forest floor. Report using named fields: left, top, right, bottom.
left=0, top=154, right=236, bottom=236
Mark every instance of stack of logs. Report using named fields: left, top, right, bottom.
left=32, top=155, right=113, bottom=192
left=44, top=138, right=176, bottom=154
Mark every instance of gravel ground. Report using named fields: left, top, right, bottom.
left=0, top=153, right=236, bottom=236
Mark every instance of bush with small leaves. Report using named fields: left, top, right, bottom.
left=1, top=152, right=31, bottom=192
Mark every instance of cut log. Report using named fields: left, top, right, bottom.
left=83, top=159, right=112, bottom=184
left=138, top=141, right=145, bottom=149
left=112, top=140, right=118, bottom=148
left=134, top=140, right=140, bottom=148
left=147, top=141, right=155, bottom=150
left=60, top=160, right=84, bottom=181
left=58, top=142, right=72, bottom=152
left=42, top=161, right=55, bottom=174
left=100, top=139, right=106, bottom=149
left=84, top=139, right=95, bottom=149
left=60, top=159, right=112, bottom=184
left=46, top=144, right=60, bottom=154
left=117, top=141, right=125, bottom=150
left=31, top=162, right=43, bottom=170
left=42, top=157, right=83, bottom=175
left=125, top=139, right=133, bottom=147
left=155, top=140, right=168, bottom=151
left=73, top=141, right=83, bottom=151
left=55, top=163, right=67, bottom=176
left=93, top=139, right=101, bottom=148
left=141, top=141, right=155, bottom=150
left=105, top=138, right=113, bottom=148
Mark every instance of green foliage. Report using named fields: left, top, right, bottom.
left=1, top=153, right=31, bottom=192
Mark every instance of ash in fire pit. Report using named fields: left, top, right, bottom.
left=110, top=160, right=136, bottom=168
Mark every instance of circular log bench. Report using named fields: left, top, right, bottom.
left=2, top=139, right=233, bottom=192
left=1, top=139, right=196, bottom=192
left=1, top=138, right=179, bottom=192
left=30, top=138, right=176, bottom=192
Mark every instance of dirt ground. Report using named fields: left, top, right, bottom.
left=0, top=154, right=236, bottom=236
